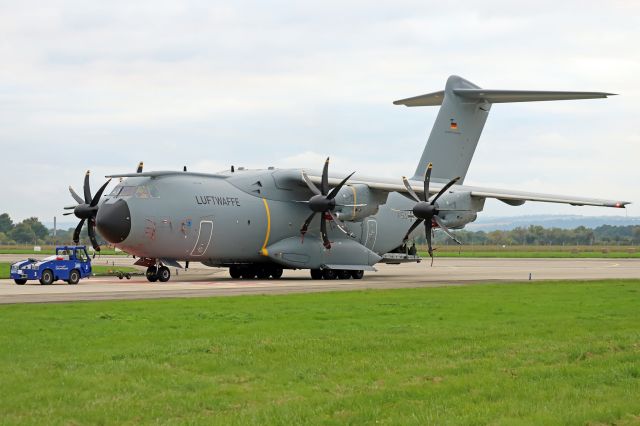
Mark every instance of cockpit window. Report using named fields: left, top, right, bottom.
left=109, top=184, right=159, bottom=198
left=119, top=186, right=137, bottom=197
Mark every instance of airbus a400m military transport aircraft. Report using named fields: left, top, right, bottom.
left=65, top=76, right=629, bottom=282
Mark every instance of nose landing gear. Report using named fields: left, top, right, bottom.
left=146, top=265, right=171, bottom=282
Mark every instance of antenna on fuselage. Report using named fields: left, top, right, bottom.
left=231, top=165, right=235, bottom=172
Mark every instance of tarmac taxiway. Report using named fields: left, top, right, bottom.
left=1, top=257, right=638, bottom=304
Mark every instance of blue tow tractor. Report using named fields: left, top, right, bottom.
left=10, top=245, right=92, bottom=285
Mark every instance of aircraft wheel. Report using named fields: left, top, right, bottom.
left=337, top=270, right=351, bottom=280
left=146, top=266, right=158, bottom=282
left=14, top=279, right=27, bottom=285
left=310, top=269, right=323, bottom=280
left=157, top=266, right=171, bottom=282
left=270, top=267, right=283, bottom=279
left=322, top=269, right=337, bottom=280
left=256, top=267, right=270, bottom=279
left=229, top=266, right=242, bottom=279
left=350, top=270, right=364, bottom=280
left=39, top=269, right=54, bottom=285
left=125, top=273, right=131, bottom=280
left=241, top=267, right=256, bottom=279
left=68, top=269, right=80, bottom=285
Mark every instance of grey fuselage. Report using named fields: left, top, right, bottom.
left=96, top=168, right=471, bottom=269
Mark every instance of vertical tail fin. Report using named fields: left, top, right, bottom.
left=394, top=75, right=614, bottom=183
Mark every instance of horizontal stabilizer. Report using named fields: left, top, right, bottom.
left=453, top=89, right=615, bottom=104
left=393, top=90, right=445, bottom=106
left=394, top=88, right=615, bottom=107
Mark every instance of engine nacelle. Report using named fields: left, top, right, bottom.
left=435, top=191, right=484, bottom=229
left=333, top=184, right=387, bottom=222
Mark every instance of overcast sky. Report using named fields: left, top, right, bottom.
left=1, top=0, right=638, bottom=224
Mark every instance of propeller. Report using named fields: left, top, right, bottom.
left=64, top=171, right=111, bottom=251
left=401, top=163, right=464, bottom=265
left=299, top=157, right=355, bottom=249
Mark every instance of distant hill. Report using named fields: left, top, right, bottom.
left=466, top=215, right=640, bottom=232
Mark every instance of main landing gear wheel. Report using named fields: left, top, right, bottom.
left=229, top=266, right=242, bottom=279
left=270, top=267, right=283, bottom=279
left=67, top=269, right=80, bottom=285
left=14, top=279, right=27, bottom=285
left=39, top=269, right=54, bottom=285
left=229, top=265, right=284, bottom=280
left=157, top=266, right=171, bottom=282
left=146, top=266, right=158, bottom=282
left=322, top=269, right=337, bottom=280
left=350, top=270, right=364, bottom=280
left=310, top=269, right=323, bottom=280
left=337, top=270, right=351, bottom=280
left=256, top=267, right=270, bottom=279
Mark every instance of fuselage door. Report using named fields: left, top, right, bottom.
left=364, top=219, right=377, bottom=251
left=191, top=220, right=213, bottom=256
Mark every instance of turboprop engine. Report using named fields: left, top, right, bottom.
left=332, top=184, right=388, bottom=222
left=434, top=191, right=484, bottom=229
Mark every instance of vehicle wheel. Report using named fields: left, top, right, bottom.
left=14, top=279, right=27, bottom=285
left=125, top=273, right=131, bottom=280
left=157, top=266, right=171, bottom=283
left=350, top=270, right=364, bottom=280
left=322, top=269, right=337, bottom=280
left=270, top=267, right=283, bottom=279
left=229, top=266, right=241, bottom=279
left=68, top=269, right=80, bottom=285
left=310, top=269, right=323, bottom=280
left=146, top=266, right=158, bottom=282
left=39, top=269, right=54, bottom=285
left=337, top=270, right=351, bottom=280
left=118, top=275, right=123, bottom=280
left=256, top=267, right=270, bottom=279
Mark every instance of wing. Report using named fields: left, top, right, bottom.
left=306, top=174, right=630, bottom=209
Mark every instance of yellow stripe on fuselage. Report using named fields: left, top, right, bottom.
left=260, top=198, right=271, bottom=256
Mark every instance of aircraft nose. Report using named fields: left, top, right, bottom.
left=96, top=199, right=131, bottom=244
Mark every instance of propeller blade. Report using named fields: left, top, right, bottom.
left=327, top=171, right=355, bottom=200
left=423, top=163, right=432, bottom=202
left=321, top=157, right=329, bottom=195
left=69, top=186, right=84, bottom=204
left=425, top=220, right=434, bottom=264
left=327, top=211, right=352, bottom=237
left=431, top=176, right=461, bottom=205
left=301, top=171, right=321, bottom=196
left=63, top=206, right=76, bottom=210
left=90, top=179, right=112, bottom=207
left=320, top=215, right=331, bottom=249
left=137, top=161, right=144, bottom=173
left=300, top=211, right=316, bottom=236
left=83, top=170, right=92, bottom=204
left=63, top=212, right=74, bottom=216
left=402, top=218, right=424, bottom=242
left=433, top=216, right=462, bottom=245
left=402, top=176, right=421, bottom=203
left=73, top=218, right=86, bottom=244
left=88, top=222, right=101, bottom=252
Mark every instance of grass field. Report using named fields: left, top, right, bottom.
left=420, top=244, right=640, bottom=258
left=1, top=280, right=639, bottom=424
left=0, top=262, right=138, bottom=279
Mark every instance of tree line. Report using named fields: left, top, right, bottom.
left=0, top=213, right=102, bottom=246
left=431, top=224, right=640, bottom=246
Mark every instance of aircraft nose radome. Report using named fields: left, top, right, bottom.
left=96, top=199, right=131, bottom=244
